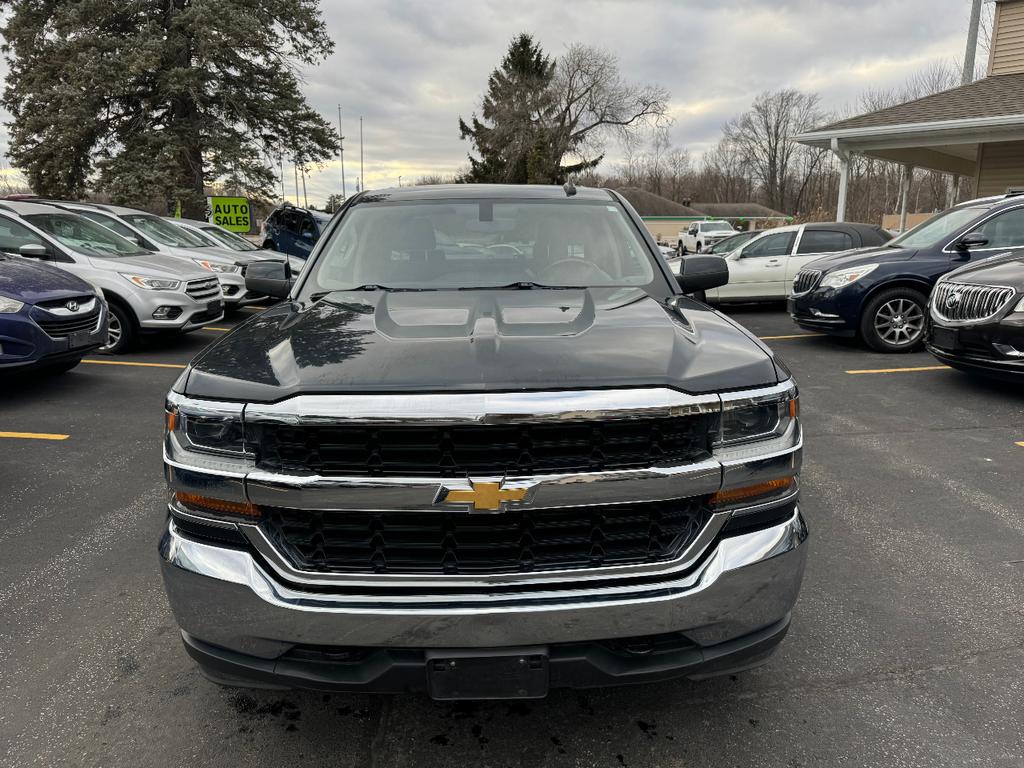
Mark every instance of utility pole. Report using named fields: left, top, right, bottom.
left=962, top=0, right=983, bottom=85
left=359, top=116, right=364, bottom=192
left=279, top=152, right=284, bottom=201
left=294, top=161, right=299, bottom=205
left=301, top=166, right=308, bottom=208
left=398, top=176, right=403, bottom=187
left=337, top=105, right=347, bottom=204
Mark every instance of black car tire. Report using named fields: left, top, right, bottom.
left=860, top=287, right=928, bottom=352
left=100, top=301, right=137, bottom=355
left=696, top=243, right=703, bottom=253
left=262, top=240, right=277, bottom=251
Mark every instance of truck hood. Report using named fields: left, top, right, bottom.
left=805, top=245, right=917, bottom=272
left=0, top=255, right=93, bottom=303
left=184, top=288, right=779, bottom=401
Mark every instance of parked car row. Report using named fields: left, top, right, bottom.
left=0, top=199, right=301, bottom=373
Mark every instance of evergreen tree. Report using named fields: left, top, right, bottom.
left=458, top=33, right=555, bottom=184
left=1, top=0, right=338, bottom=217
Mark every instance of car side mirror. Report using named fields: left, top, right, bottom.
left=18, top=243, right=48, bottom=258
left=301, top=229, right=314, bottom=241
left=676, top=255, right=729, bottom=293
left=955, top=233, right=988, bottom=251
left=245, top=259, right=293, bottom=299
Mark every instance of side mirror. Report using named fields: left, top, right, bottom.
left=955, top=233, right=988, bottom=251
left=676, top=255, right=730, bottom=293
left=19, top=243, right=48, bottom=258
left=301, top=229, right=314, bottom=241
left=245, top=259, right=293, bottom=299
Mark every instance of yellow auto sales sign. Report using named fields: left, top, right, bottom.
left=206, top=196, right=251, bottom=233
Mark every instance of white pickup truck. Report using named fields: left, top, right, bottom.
left=678, top=220, right=737, bottom=254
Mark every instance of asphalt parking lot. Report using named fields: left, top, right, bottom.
left=1, top=303, right=1022, bottom=768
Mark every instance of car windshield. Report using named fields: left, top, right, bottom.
left=889, top=206, right=988, bottom=249
left=301, top=199, right=657, bottom=296
left=122, top=213, right=208, bottom=248
left=25, top=213, right=148, bottom=258
left=199, top=225, right=258, bottom=251
left=707, top=231, right=756, bottom=253
left=701, top=222, right=733, bottom=232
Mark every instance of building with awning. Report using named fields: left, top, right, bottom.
left=796, top=0, right=1024, bottom=227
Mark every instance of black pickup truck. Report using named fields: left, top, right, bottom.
left=160, top=184, right=807, bottom=699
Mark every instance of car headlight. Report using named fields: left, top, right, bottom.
left=820, top=264, right=879, bottom=289
left=1015, top=296, right=1024, bottom=313
left=0, top=295, right=25, bottom=313
left=166, top=395, right=249, bottom=456
left=120, top=273, right=181, bottom=290
left=716, top=384, right=798, bottom=447
left=193, top=259, right=241, bottom=274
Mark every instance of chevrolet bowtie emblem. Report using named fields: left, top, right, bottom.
left=438, top=481, right=529, bottom=512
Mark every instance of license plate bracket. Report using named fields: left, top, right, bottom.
left=931, top=326, right=959, bottom=351
left=68, top=329, right=94, bottom=350
left=426, top=648, right=549, bottom=700
left=207, top=299, right=223, bottom=314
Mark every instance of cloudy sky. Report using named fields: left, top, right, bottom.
left=0, top=0, right=987, bottom=206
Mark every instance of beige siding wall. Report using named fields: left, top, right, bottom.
left=975, top=140, right=1024, bottom=195
left=989, top=1, right=1024, bottom=76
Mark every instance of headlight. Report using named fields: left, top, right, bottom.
left=193, top=259, right=241, bottom=274
left=166, top=396, right=249, bottom=456
left=716, top=384, right=798, bottom=446
left=820, top=264, right=879, bottom=289
left=1015, top=296, right=1024, bottom=313
left=0, top=295, right=25, bottom=313
left=120, top=273, right=181, bottom=291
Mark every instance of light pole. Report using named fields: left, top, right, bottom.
left=398, top=176, right=403, bottom=187
left=359, top=116, right=364, bottom=191
left=337, top=105, right=346, bottom=204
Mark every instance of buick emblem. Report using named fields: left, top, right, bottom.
left=945, top=293, right=961, bottom=309
left=65, top=299, right=79, bottom=312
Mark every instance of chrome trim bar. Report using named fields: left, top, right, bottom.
left=245, top=458, right=723, bottom=513
left=244, top=388, right=721, bottom=426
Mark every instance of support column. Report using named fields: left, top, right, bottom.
left=832, top=138, right=850, bottom=223
left=899, top=164, right=913, bottom=232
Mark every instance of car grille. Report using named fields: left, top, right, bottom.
left=185, top=277, right=221, bottom=301
left=33, top=298, right=101, bottom=338
left=262, top=498, right=710, bottom=575
left=250, top=415, right=714, bottom=477
left=793, top=269, right=822, bottom=295
left=931, top=281, right=1017, bottom=323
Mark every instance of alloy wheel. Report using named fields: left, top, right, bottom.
left=874, top=298, right=924, bottom=347
left=100, top=311, right=122, bottom=352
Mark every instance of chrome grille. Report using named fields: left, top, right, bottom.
left=185, top=277, right=221, bottom=301
left=931, top=281, right=1016, bottom=323
left=32, top=297, right=102, bottom=338
left=793, top=269, right=822, bottom=295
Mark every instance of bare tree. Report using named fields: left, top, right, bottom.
left=723, top=89, right=825, bottom=212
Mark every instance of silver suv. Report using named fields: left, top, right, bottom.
left=0, top=201, right=223, bottom=353
left=50, top=202, right=256, bottom=312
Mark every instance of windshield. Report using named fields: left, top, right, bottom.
left=25, top=213, right=148, bottom=258
left=121, top=213, right=208, bottom=248
left=76, top=210, right=145, bottom=242
left=300, top=199, right=657, bottom=297
left=707, top=231, right=756, bottom=253
left=701, top=222, right=733, bottom=232
left=199, top=225, right=258, bottom=251
left=889, top=206, right=987, bottom=249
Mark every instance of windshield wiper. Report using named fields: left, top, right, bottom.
left=459, top=281, right=587, bottom=290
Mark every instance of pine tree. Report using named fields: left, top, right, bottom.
left=458, top=33, right=555, bottom=184
left=1, top=0, right=339, bottom=217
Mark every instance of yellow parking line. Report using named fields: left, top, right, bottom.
left=202, top=326, right=231, bottom=332
left=81, top=359, right=186, bottom=369
left=1016, top=442, right=1024, bottom=448
left=846, top=365, right=950, bottom=375
left=759, top=333, right=825, bottom=341
left=0, top=431, right=69, bottom=441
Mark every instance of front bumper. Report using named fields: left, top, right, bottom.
left=0, top=303, right=107, bottom=370
left=788, top=290, right=858, bottom=336
left=926, top=314, right=1024, bottom=380
left=133, top=289, right=225, bottom=332
left=160, top=507, right=808, bottom=694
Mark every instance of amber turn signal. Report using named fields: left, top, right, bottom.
left=174, top=491, right=261, bottom=519
left=710, top=476, right=795, bottom=507
left=165, top=410, right=177, bottom=432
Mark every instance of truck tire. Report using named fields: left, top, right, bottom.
left=859, top=287, right=928, bottom=352
left=100, top=300, right=137, bottom=355
left=680, top=242, right=688, bottom=255
left=696, top=242, right=703, bottom=253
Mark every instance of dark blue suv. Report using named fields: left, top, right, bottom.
left=790, top=193, right=1024, bottom=352
left=0, top=253, right=108, bottom=374
left=260, top=205, right=333, bottom=259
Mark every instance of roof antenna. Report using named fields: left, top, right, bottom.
left=563, top=180, right=576, bottom=197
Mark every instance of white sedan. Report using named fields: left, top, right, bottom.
left=701, top=222, right=892, bottom=303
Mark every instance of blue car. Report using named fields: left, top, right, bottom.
left=260, top=204, right=333, bottom=259
left=0, top=252, right=108, bottom=374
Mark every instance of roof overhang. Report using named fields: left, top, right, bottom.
left=796, top=113, right=1024, bottom=176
